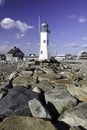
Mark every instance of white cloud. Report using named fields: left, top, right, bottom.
left=0, top=44, right=12, bottom=53
left=26, top=42, right=31, bottom=46
left=82, top=37, right=87, bottom=41
left=16, top=20, right=33, bottom=33
left=78, top=16, right=87, bottom=23
left=82, top=44, right=87, bottom=49
left=77, top=50, right=86, bottom=57
left=4, top=41, right=10, bottom=44
left=61, top=32, right=67, bottom=35
left=13, top=43, right=19, bottom=47
left=0, top=18, right=34, bottom=33
left=15, top=33, right=24, bottom=39
left=1, top=18, right=15, bottom=29
left=0, top=0, right=5, bottom=6
left=63, top=43, right=78, bottom=48
left=69, top=14, right=77, bottom=19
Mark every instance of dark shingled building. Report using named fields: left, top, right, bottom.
left=6, top=46, right=24, bottom=61
left=79, top=52, right=87, bottom=60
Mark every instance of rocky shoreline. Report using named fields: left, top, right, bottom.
left=0, top=59, right=87, bottom=130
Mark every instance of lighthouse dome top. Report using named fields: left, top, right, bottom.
left=41, top=22, right=48, bottom=27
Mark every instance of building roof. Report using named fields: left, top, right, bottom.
left=7, top=46, right=24, bottom=56
left=81, top=51, right=87, bottom=55
left=0, top=54, right=6, bottom=56
left=65, top=54, right=72, bottom=56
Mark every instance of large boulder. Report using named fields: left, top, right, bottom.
left=0, top=116, right=57, bottom=130
left=40, top=67, right=55, bottom=75
left=45, top=86, right=77, bottom=115
left=8, top=72, right=19, bottom=81
left=37, top=73, right=51, bottom=82
left=29, top=98, right=52, bottom=120
left=66, top=83, right=87, bottom=102
left=0, top=88, right=8, bottom=100
left=50, top=79, right=71, bottom=87
left=17, top=61, right=30, bottom=70
left=59, top=102, right=87, bottom=129
left=12, top=73, right=36, bottom=88
left=0, top=86, right=42, bottom=117
left=33, top=80, right=54, bottom=92
left=21, top=70, right=33, bottom=76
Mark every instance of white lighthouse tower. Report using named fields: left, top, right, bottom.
left=39, top=22, right=50, bottom=61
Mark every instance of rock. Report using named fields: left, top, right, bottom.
left=41, top=67, right=55, bottom=75
left=32, top=87, right=42, bottom=93
left=0, top=86, right=42, bottom=117
left=79, top=80, right=87, bottom=87
left=21, top=70, right=33, bottom=76
left=27, top=61, right=36, bottom=65
left=45, top=86, right=77, bottom=115
left=17, top=61, right=30, bottom=70
left=72, top=72, right=84, bottom=82
left=0, top=116, right=57, bottom=130
left=0, top=88, right=8, bottom=99
left=12, top=74, right=35, bottom=88
left=33, top=80, right=54, bottom=92
left=8, top=72, right=18, bottom=81
left=0, top=82, right=13, bottom=90
left=29, top=98, right=52, bottom=120
left=34, top=68, right=45, bottom=74
left=0, top=82, right=10, bottom=89
left=69, top=126, right=82, bottom=130
left=60, top=72, right=73, bottom=80
left=37, top=73, right=51, bottom=82
left=59, top=63, right=68, bottom=71
left=50, top=79, right=71, bottom=88
left=59, top=102, right=87, bottom=129
left=66, top=83, right=87, bottom=102
left=0, top=62, right=18, bottom=82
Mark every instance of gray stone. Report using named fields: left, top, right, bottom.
left=12, top=74, right=35, bottom=88
left=34, top=68, right=45, bottom=74
left=29, top=98, right=52, bottom=119
left=37, top=73, right=51, bottom=82
left=17, top=61, right=30, bottom=70
left=45, top=86, right=77, bottom=114
left=59, top=102, right=87, bottom=129
left=8, top=72, right=18, bottom=81
left=0, top=86, right=41, bottom=117
left=69, top=127, right=82, bottom=130
left=0, top=116, right=57, bottom=130
left=40, top=67, right=55, bottom=75
left=21, top=70, right=33, bottom=76
left=66, top=83, right=87, bottom=102
left=50, top=79, right=70, bottom=87
left=32, top=87, right=42, bottom=93
left=33, top=80, right=54, bottom=92
left=0, top=88, right=8, bottom=99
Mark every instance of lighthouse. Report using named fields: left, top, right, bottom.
left=39, top=22, right=50, bottom=61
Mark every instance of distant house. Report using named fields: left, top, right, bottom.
left=65, top=54, right=73, bottom=60
left=24, top=54, right=38, bottom=61
left=79, top=52, right=87, bottom=59
left=55, top=54, right=65, bottom=61
left=0, top=54, right=6, bottom=61
left=73, top=55, right=77, bottom=60
left=6, top=46, right=24, bottom=61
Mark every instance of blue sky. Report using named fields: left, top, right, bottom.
left=0, top=0, right=87, bottom=56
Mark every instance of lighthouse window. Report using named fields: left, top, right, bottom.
left=43, top=40, right=46, bottom=43
left=41, top=51, right=43, bottom=54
